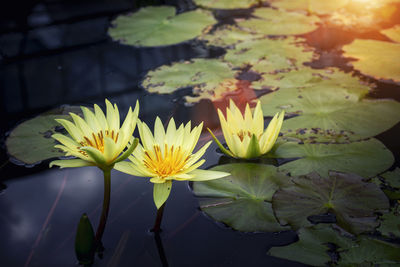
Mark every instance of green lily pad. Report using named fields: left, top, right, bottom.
left=142, top=58, right=237, bottom=99
left=224, top=37, right=315, bottom=74
left=382, top=25, right=400, bottom=43
left=381, top=168, right=400, bottom=188
left=5, top=106, right=81, bottom=165
left=342, top=39, right=400, bottom=83
left=269, top=224, right=400, bottom=266
left=259, top=85, right=400, bottom=141
left=340, top=238, right=400, bottom=265
left=200, top=25, right=263, bottom=48
left=237, top=8, right=320, bottom=36
left=193, top=163, right=291, bottom=232
left=193, top=0, right=260, bottom=9
left=268, top=225, right=353, bottom=266
left=378, top=208, right=400, bottom=238
left=374, top=168, right=400, bottom=200
left=271, top=138, right=394, bottom=178
left=272, top=171, right=390, bottom=234
left=253, top=67, right=371, bottom=94
left=108, top=6, right=216, bottom=47
left=270, top=0, right=349, bottom=14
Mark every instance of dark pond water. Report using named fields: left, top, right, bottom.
left=1, top=0, right=400, bottom=266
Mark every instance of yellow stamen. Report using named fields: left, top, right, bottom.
left=78, top=129, right=119, bottom=153
left=143, top=144, right=191, bottom=178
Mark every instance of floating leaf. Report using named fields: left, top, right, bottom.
left=193, top=0, right=260, bottom=9
left=269, top=224, right=400, bottom=266
left=381, top=168, right=400, bottom=188
left=342, top=39, right=400, bottom=82
left=193, top=163, right=291, bottom=232
left=259, top=85, right=400, bottom=141
left=237, top=8, right=320, bottom=35
left=142, top=58, right=237, bottom=98
left=268, top=225, right=353, bottom=266
left=6, top=106, right=82, bottom=165
left=200, top=25, right=263, bottom=48
left=224, top=37, right=315, bottom=74
left=374, top=168, right=400, bottom=200
left=253, top=67, right=371, bottom=94
left=378, top=209, right=400, bottom=238
left=340, top=238, right=400, bottom=265
left=272, top=171, right=390, bottom=234
left=381, top=25, right=400, bottom=43
left=108, top=6, right=216, bottom=47
left=271, top=138, right=394, bottom=178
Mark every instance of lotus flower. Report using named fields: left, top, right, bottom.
left=208, top=99, right=284, bottom=159
left=115, top=117, right=229, bottom=209
left=50, top=99, right=139, bottom=171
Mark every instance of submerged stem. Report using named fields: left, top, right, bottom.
left=94, top=169, right=111, bottom=249
left=151, top=203, right=166, bottom=233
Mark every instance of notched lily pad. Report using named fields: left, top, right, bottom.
left=340, top=238, right=400, bottom=265
left=272, top=171, right=390, bottom=234
left=253, top=67, right=371, bottom=95
left=6, top=106, right=81, bottom=166
left=237, top=8, right=320, bottom=36
left=342, top=39, right=400, bottom=83
left=108, top=6, right=216, bottom=47
left=224, top=37, right=315, bottom=74
left=271, top=138, right=394, bottom=178
left=260, top=85, right=400, bottom=141
left=378, top=206, right=400, bottom=238
left=200, top=25, right=263, bottom=48
left=374, top=168, right=400, bottom=200
left=193, top=0, right=260, bottom=9
left=142, top=58, right=237, bottom=102
left=268, top=225, right=353, bottom=266
left=270, top=0, right=348, bottom=14
left=193, top=163, right=291, bottom=232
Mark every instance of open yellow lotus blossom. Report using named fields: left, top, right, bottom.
left=115, top=117, right=230, bottom=209
left=50, top=99, right=139, bottom=171
left=208, top=99, right=285, bottom=159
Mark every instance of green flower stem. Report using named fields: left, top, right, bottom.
left=151, top=203, right=166, bottom=233
left=95, top=169, right=111, bottom=249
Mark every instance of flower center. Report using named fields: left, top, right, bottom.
left=78, top=130, right=119, bottom=153
left=237, top=130, right=253, bottom=141
left=143, top=144, right=190, bottom=178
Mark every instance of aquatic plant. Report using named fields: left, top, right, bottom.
left=49, top=99, right=139, bottom=170
left=208, top=99, right=285, bottom=159
left=115, top=117, right=229, bottom=210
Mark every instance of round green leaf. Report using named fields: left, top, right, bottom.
left=193, top=163, right=291, bottom=232
left=259, top=85, right=400, bottom=141
left=342, top=39, right=400, bottom=83
left=272, top=171, right=390, bottom=234
left=378, top=209, right=400, bottom=238
left=142, top=58, right=237, bottom=100
left=272, top=138, right=394, bottom=178
left=268, top=225, right=353, bottom=266
left=253, top=67, right=370, bottom=95
left=193, top=0, right=260, bottom=9
left=270, top=0, right=349, bottom=14
left=108, top=6, right=216, bottom=47
left=237, top=8, right=320, bottom=35
left=6, top=106, right=82, bottom=165
left=224, top=37, right=315, bottom=74
left=200, top=25, right=263, bottom=48
left=340, top=238, right=400, bottom=265
left=381, top=168, right=400, bottom=188
left=381, top=25, right=400, bottom=43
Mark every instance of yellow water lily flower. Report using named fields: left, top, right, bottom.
left=208, top=99, right=285, bottom=159
left=115, top=117, right=230, bottom=209
left=50, top=99, right=139, bottom=171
